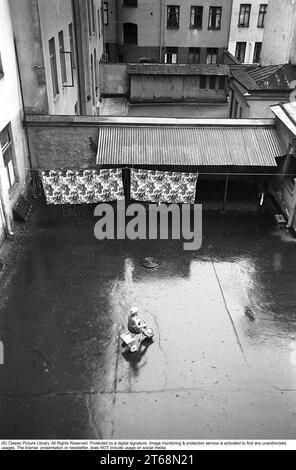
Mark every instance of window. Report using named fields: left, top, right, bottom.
left=103, top=2, right=109, bottom=25
left=208, top=6, right=222, bottom=30
left=123, top=23, right=138, bottom=44
left=167, top=6, right=180, bottom=29
left=49, top=37, right=59, bottom=96
left=98, top=9, right=101, bottom=37
left=58, top=31, right=67, bottom=85
left=200, top=76, right=207, bottom=89
left=258, top=4, right=267, bottom=27
left=286, top=155, right=296, bottom=184
left=209, top=76, right=216, bottom=89
left=233, top=99, right=238, bottom=118
left=164, top=47, right=178, bottom=64
left=218, top=76, right=226, bottom=89
left=123, top=0, right=138, bottom=6
left=235, top=42, right=246, bottom=62
left=69, top=24, right=76, bottom=70
left=87, top=0, right=92, bottom=36
left=238, top=4, right=251, bottom=27
left=91, top=0, right=96, bottom=33
left=0, top=125, right=17, bottom=190
left=253, top=42, right=262, bottom=63
left=0, top=52, right=3, bottom=78
left=206, top=48, right=218, bottom=64
left=188, top=47, right=200, bottom=64
left=190, top=6, right=203, bottom=29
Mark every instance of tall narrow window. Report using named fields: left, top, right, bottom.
left=209, top=76, right=216, bottom=89
left=58, top=31, right=67, bottom=85
left=69, top=23, right=76, bottom=70
left=258, top=4, right=267, bottom=27
left=98, top=9, right=101, bottom=37
left=208, top=6, right=222, bottom=30
left=238, top=4, right=251, bottom=27
left=190, top=6, right=203, bottom=29
left=164, top=47, right=178, bottom=64
left=91, top=0, right=96, bottom=33
left=49, top=37, right=59, bottom=96
left=0, top=52, right=4, bottom=78
left=167, top=6, right=180, bottom=29
left=200, top=76, right=207, bottom=89
left=0, top=125, right=17, bottom=190
left=235, top=42, right=246, bottom=62
left=188, top=47, right=200, bottom=64
left=253, top=42, right=262, bottom=63
left=206, top=48, right=218, bottom=64
left=87, top=0, right=92, bottom=36
left=123, top=23, right=138, bottom=44
left=94, top=48, right=98, bottom=92
left=103, top=2, right=109, bottom=25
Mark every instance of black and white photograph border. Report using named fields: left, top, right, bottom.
left=0, top=0, right=296, bottom=452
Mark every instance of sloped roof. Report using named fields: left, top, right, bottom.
left=127, top=63, right=229, bottom=76
left=97, top=122, right=284, bottom=167
left=231, top=64, right=296, bottom=92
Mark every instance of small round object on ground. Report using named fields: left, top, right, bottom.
left=141, top=257, right=160, bottom=269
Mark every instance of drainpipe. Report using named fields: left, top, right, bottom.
left=72, top=0, right=84, bottom=115
left=159, top=0, right=164, bottom=63
left=0, top=148, right=14, bottom=237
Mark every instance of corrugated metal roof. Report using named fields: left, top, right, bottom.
left=97, top=125, right=284, bottom=167
left=127, top=64, right=229, bottom=76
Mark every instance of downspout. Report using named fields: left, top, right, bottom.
left=159, top=0, right=164, bottom=63
left=0, top=148, right=14, bottom=237
left=72, top=0, right=84, bottom=115
left=14, top=38, right=39, bottom=199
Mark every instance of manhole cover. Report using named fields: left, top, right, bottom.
left=141, top=257, right=160, bottom=269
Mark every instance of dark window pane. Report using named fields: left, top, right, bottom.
left=167, top=6, right=180, bottom=29
left=200, top=76, right=207, bottom=89
left=123, top=23, right=138, bottom=44
left=190, top=6, right=203, bottom=29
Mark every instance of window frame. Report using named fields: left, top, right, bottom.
left=167, top=5, right=180, bottom=30
left=0, top=124, right=17, bottom=190
left=103, top=2, right=109, bottom=26
left=49, top=37, right=59, bottom=97
left=257, top=4, right=267, bottom=28
left=188, top=47, right=201, bottom=64
left=164, top=47, right=178, bottom=64
left=206, top=47, right=218, bottom=64
left=253, top=42, right=262, bottom=63
left=238, top=4, right=251, bottom=27
left=208, top=6, right=222, bottom=30
left=190, top=6, right=203, bottom=29
left=68, top=23, right=76, bottom=70
left=0, top=52, right=4, bottom=78
left=235, top=41, right=247, bottom=62
left=123, top=22, right=138, bottom=45
left=58, top=30, right=67, bottom=86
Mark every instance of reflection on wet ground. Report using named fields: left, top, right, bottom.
left=0, top=203, right=296, bottom=439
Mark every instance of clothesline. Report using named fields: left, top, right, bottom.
left=0, top=163, right=294, bottom=177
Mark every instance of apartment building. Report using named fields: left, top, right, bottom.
left=228, top=1, right=268, bottom=64
left=0, top=0, right=30, bottom=243
left=104, top=0, right=233, bottom=64
left=9, top=0, right=104, bottom=116
left=261, top=0, right=296, bottom=66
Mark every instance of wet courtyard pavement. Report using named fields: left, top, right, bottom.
left=0, top=201, right=296, bottom=439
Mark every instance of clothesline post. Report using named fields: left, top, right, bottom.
left=222, top=174, right=229, bottom=213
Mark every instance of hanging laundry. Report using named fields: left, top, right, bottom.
left=130, top=169, right=198, bottom=204
left=41, top=169, right=124, bottom=205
